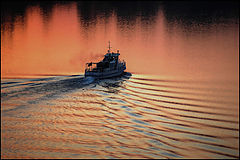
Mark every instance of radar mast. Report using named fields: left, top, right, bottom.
left=108, top=41, right=112, bottom=53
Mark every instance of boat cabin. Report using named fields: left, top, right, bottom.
left=85, top=42, right=124, bottom=73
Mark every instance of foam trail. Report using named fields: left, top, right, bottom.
left=82, top=76, right=95, bottom=85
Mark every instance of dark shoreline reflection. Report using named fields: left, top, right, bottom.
left=162, top=1, right=239, bottom=24
left=2, top=1, right=238, bottom=28
left=2, top=1, right=238, bottom=52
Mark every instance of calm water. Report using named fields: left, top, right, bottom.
left=1, top=1, right=239, bottom=159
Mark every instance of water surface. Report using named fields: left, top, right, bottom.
left=1, top=1, right=239, bottom=159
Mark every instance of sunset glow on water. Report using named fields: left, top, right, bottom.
left=1, top=1, right=239, bottom=159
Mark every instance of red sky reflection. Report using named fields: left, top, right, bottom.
left=1, top=2, right=239, bottom=81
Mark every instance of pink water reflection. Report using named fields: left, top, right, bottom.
left=1, top=2, right=239, bottom=81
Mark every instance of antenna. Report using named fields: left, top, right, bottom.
left=108, top=41, right=112, bottom=52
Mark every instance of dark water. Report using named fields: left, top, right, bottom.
left=1, top=1, right=239, bottom=159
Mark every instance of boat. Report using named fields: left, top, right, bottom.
left=84, top=41, right=126, bottom=79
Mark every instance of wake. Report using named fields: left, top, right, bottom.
left=82, top=76, right=95, bottom=85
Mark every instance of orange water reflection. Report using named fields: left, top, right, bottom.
left=1, top=2, right=239, bottom=159
left=1, top=2, right=239, bottom=81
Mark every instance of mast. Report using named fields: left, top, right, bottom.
left=108, top=41, right=112, bottom=53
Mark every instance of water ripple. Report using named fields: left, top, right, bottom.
left=1, top=74, right=239, bottom=159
